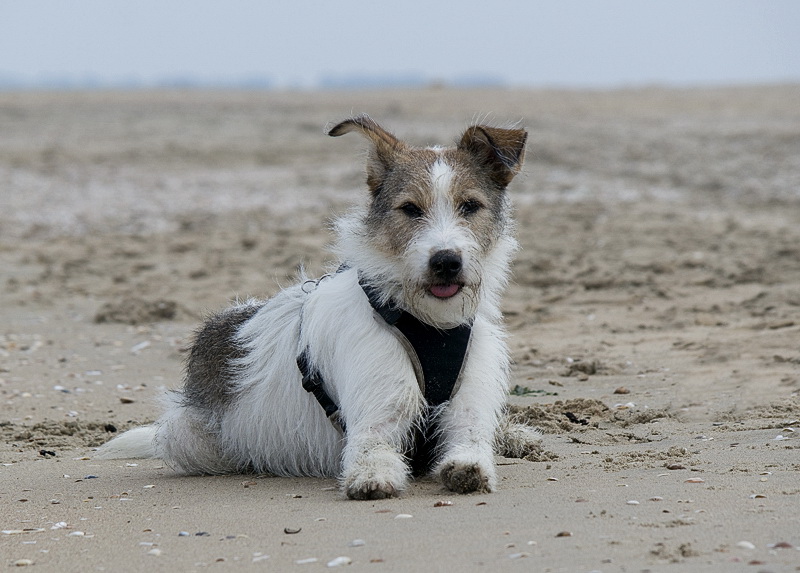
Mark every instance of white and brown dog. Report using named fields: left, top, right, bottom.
left=97, top=116, right=538, bottom=499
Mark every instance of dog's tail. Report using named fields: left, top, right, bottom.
left=94, top=425, right=158, bottom=460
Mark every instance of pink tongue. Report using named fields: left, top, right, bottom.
left=430, top=284, right=460, bottom=299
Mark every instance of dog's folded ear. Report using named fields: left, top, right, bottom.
left=328, top=115, right=407, bottom=194
left=458, top=126, right=527, bottom=188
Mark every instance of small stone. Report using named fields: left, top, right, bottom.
left=130, top=340, right=151, bottom=354
left=147, top=548, right=162, bottom=556
left=626, top=500, right=640, bottom=505
left=13, top=559, right=34, bottom=567
left=555, top=531, right=572, bottom=537
left=120, top=396, right=136, bottom=404
left=736, top=541, right=755, bottom=550
left=508, top=552, right=530, bottom=559
left=613, top=386, right=630, bottom=394
left=326, top=556, right=352, bottom=567
left=348, top=539, right=365, bottom=547
left=394, top=514, right=413, bottom=519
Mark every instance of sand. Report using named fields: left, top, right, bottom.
left=1, top=86, right=799, bottom=571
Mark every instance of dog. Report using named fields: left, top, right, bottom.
left=97, top=116, right=539, bottom=499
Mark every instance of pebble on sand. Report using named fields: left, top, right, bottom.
left=508, top=552, right=530, bottom=559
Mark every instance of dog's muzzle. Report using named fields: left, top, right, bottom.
left=428, top=250, right=463, bottom=299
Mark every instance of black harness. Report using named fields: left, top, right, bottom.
left=296, top=275, right=472, bottom=473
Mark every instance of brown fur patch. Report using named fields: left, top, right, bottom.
left=183, top=303, right=264, bottom=410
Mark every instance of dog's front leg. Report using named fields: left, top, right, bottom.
left=340, top=426, right=412, bottom=500
left=338, top=385, right=421, bottom=500
left=434, top=318, right=509, bottom=494
left=332, top=349, right=423, bottom=500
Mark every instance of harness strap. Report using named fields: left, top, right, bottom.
left=296, top=349, right=346, bottom=434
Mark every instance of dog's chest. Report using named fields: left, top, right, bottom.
left=357, top=279, right=474, bottom=473
left=299, top=275, right=473, bottom=472
left=390, top=311, right=471, bottom=406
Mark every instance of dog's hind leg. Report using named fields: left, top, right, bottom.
left=494, top=416, right=543, bottom=459
left=153, top=395, right=238, bottom=475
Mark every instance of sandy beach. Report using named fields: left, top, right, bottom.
left=1, top=86, right=799, bottom=571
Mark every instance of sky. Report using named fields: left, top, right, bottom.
left=2, top=0, right=799, bottom=89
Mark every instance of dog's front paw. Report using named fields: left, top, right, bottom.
left=345, top=479, right=398, bottom=500
left=438, top=460, right=494, bottom=494
left=341, top=444, right=408, bottom=500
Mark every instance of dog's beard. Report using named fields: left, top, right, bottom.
left=402, top=274, right=481, bottom=329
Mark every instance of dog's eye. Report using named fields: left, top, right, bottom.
left=459, top=200, right=483, bottom=216
left=399, top=202, right=424, bottom=219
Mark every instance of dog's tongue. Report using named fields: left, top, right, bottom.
left=430, top=284, right=461, bottom=299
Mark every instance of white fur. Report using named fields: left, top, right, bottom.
left=96, top=117, right=537, bottom=499
left=95, top=426, right=157, bottom=459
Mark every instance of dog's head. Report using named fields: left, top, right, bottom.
left=329, top=115, right=526, bottom=328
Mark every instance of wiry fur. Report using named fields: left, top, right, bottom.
left=96, top=115, right=538, bottom=499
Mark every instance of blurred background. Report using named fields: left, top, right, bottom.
left=3, top=0, right=799, bottom=90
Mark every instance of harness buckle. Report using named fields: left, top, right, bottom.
left=297, top=349, right=346, bottom=434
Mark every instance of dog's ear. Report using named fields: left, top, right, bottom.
left=458, top=126, right=527, bottom=188
left=328, top=115, right=406, bottom=194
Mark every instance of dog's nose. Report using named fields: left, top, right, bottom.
left=429, top=250, right=463, bottom=280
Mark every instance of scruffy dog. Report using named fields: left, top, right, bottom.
left=97, top=116, right=538, bottom=499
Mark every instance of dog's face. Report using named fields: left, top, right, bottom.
left=330, top=116, right=527, bottom=328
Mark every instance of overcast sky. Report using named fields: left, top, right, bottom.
left=3, top=0, right=799, bottom=89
